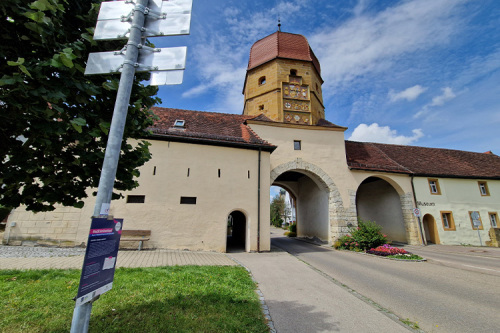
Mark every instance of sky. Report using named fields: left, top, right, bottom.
left=150, top=0, right=500, bottom=155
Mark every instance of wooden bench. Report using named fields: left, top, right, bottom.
left=120, top=230, right=151, bottom=251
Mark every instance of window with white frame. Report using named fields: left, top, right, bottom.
left=428, top=179, right=441, bottom=195
left=441, top=211, right=455, bottom=231
left=174, top=119, right=185, bottom=128
left=478, top=181, right=490, bottom=196
left=489, top=212, right=498, bottom=228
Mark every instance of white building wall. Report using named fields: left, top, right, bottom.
left=413, top=177, right=500, bottom=246
left=5, top=139, right=272, bottom=252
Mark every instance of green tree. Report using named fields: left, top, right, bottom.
left=0, top=0, right=160, bottom=212
left=270, top=194, right=285, bottom=227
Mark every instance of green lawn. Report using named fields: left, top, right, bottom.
left=0, top=266, right=269, bottom=333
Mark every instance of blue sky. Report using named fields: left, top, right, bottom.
left=150, top=0, right=500, bottom=154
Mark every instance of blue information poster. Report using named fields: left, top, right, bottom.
left=75, top=217, right=123, bottom=306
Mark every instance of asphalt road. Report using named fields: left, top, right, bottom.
left=271, top=234, right=500, bottom=333
left=401, top=245, right=500, bottom=277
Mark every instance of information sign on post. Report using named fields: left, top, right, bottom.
left=71, top=1, right=192, bottom=331
left=76, top=217, right=123, bottom=306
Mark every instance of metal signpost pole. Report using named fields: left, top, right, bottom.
left=70, top=1, right=148, bottom=332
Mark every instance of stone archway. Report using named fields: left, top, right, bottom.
left=270, top=159, right=346, bottom=244
left=356, top=176, right=408, bottom=243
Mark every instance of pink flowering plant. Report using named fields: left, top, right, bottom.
left=367, top=244, right=408, bottom=256
left=367, top=244, right=423, bottom=260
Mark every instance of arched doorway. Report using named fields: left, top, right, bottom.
left=226, top=211, right=246, bottom=252
left=356, top=177, right=407, bottom=243
left=422, top=214, right=440, bottom=244
left=273, top=170, right=329, bottom=241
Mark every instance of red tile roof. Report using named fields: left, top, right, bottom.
left=346, top=141, right=500, bottom=179
left=247, top=31, right=321, bottom=76
left=148, top=107, right=276, bottom=151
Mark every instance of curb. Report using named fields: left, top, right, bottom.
left=226, top=254, right=277, bottom=333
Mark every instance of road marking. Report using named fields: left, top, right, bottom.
left=429, top=259, right=500, bottom=273
left=462, top=264, right=500, bottom=273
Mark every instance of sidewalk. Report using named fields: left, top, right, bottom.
left=0, top=247, right=236, bottom=270
left=229, top=250, right=411, bottom=333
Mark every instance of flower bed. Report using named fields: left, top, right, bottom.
left=366, top=244, right=424, bottom=261
left=367, top=244, right=408, bottom=256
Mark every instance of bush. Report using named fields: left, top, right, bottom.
left=271, top=217, right=283, bottom=228
left=336, top=219, right=387, bottom=251
left=351, top=219, right=387, bottom=250
left=285, top=231, right=297, bottom=237
left=289, top=223, right=296, bottom=233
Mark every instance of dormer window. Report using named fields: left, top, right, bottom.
left=259, top=76, right=266, bottom=85
left=174, top=119, right=185, bottom=128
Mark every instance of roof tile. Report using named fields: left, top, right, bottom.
left=346, top=141, right=500, bottom=178
left=148, top=107, right=275, bottom=150
left=247, top=32, right=321, bottom=75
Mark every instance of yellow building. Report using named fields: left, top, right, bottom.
left=4, top=32, right=500, bottom=250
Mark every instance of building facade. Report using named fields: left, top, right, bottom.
left=4, top=32, right=500, bottom=250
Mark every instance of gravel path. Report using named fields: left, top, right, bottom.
left=0, top=245, right=85, bottom=258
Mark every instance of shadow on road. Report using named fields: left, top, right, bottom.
left=271, top=234, right=334, bottom=254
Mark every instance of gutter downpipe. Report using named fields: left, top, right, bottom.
left=257, top=148, right=261, bottom=252
left=411, top=176, right=426, bottom=245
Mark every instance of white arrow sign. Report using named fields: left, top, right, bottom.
left=94, top=0, right=192, bottom=40
left=85, top=46, right=187, bottom=75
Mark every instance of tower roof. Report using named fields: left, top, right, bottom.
left=247, top=31, right=321, bottom=75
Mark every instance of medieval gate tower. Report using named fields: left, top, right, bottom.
left=243, top=31, right=325, bottom=125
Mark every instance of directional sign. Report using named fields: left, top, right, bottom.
left=150, top=70, right=184, bottom=85
left=94, top=0, right=192, bottom=40
left=85, top=46, right=187, bottom=75
left=97, top=0, right=191, bottom=20
left=471, top=211, right=481, bottom=228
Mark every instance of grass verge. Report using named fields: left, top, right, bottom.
left=0, top=266, right=268, bottom=333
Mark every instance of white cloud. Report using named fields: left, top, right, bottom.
left=182, top=84, right=209, bottom=98
left=430, top=87, right=456, bottom=106
left=348, top=123, right=424, bottom=145
left=388, top=85, right=427, bottom=102
left=309, top=0, right=466, bottom=90
left=414, top=87, right=457, bottom=118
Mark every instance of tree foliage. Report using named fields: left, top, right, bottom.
left=270, top=194, right=285, bottom=227
left=0, top=0, right=160, bottom=211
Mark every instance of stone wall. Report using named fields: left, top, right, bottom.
left=486, top=228, right=500, bottom=247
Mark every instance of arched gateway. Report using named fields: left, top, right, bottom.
left=271, top=159, right=346, bottom=244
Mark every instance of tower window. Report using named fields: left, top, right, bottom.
left=290, top=69, right=297, bottom=76
left=259, top=76, right=266, bottom=85
left=294, top=140, right=301, bottom=150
